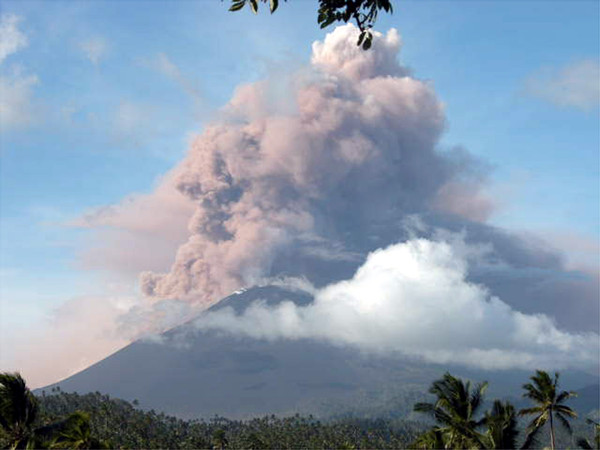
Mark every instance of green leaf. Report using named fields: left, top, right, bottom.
left=319, top=16, right=336, bottom=28
left=269, top=0, right=278, bottom=13
left=249, top=0, right=258, bottom=14
left=362, top=34, right=372, bottom=50
left=229, top=0, right=246, bottom=12
left=357, top=31, right=366, bottom=46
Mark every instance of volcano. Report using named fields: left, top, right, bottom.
left=41, top=285, right=599, bottom=420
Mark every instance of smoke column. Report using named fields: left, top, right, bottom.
left=138, top=25, right=490, bottom=307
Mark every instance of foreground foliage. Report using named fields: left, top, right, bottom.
left=413, top=372, right=488, bottom=448
left=226, top=0, right=394, bottom=49
left=34, top=390, right=425, bottom=449
left=411, top=370, right=591, bottom=450
left=0, top=373, right=38, bottom=448
left=1, top=370, right=596, bottom=449
left=0, top=373, right=109, bottom=449
left=577, top=419, right=600, bottom=450
left=519, top=370, right=578, bottom=449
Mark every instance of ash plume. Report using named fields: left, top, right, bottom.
left=81, top=24, right=598, bottom=337
left=137, top=25, right=488, bottom=306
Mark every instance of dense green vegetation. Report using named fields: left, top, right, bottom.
left=0, top=371, right=597, bottom=449
left=11, top=388, right=426, bottom=449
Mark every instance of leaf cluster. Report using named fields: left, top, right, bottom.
left=0, top=374, right=108, bottom=449
left=411, top=370, right=590, bottom=450
left=519, top=371, right=578, bottom=449
left=226, top=0, right=394, bottom=50
left=227, top=0, right=281, bottom=15
left=317, top=0, right=392, bottom=49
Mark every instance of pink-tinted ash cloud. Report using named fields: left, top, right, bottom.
left=132, top=25, right=492, bottom=305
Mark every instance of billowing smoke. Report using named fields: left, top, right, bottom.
left=136, top=25, right=490, bottom=306
left=192, top=237, right=599, bottom=371
left=67, top=23, right=598, bottom=380
left=73, top=171, right=195, bottom=278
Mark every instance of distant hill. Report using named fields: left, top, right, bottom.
left=41, top=285, right=599, bottom=419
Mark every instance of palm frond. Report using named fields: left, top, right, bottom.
left=414, top=402, right=435, bottom=415
left=521, top=419, right=544, bottom=449
left=555, top=412, right=573, bottom=435
left=518, top=407, right=544, bottom=416
left=576, top=437, right=593, bottom=449
left=554, top=405, right=578, bottom=418
left=556, top=390, right=577, bottom=404
left=0, top=372, right=39, bottom=446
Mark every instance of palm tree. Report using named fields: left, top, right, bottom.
left=45, top=411, right=107, bottom=449
left=413, top=372, right=488, bottom=449
left=0, top=373, right=110, bottom=449
left=519, top=370, right=578, bottom=450
left=242, top=432, right=266, bottom=450
left=212, top=428, right=228, bottom=450
left=483, top=400, right=518, bottom=449
left=410, top=427, right=446, bottom=449
left=576, top=419, right=600, bottom=450
left=0, top=373, right=39, bottom=449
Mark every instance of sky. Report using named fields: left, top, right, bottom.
left=0, top=0, right=598, bottom=387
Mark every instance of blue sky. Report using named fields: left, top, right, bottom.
left=0, top=1, right=598, bottom=377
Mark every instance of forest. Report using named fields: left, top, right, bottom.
left=0, top=371, right=598, bottom=449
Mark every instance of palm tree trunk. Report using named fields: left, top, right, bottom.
left=549, top=410, right=556, bottom=450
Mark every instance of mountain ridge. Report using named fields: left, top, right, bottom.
left=39, top=285, right=599, bottom=419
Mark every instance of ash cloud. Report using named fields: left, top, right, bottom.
left=136, top=25, right=491, bottom=306
left=81, top=24, right=598, bottom=343
left=73, top=171, right=195, bottom=277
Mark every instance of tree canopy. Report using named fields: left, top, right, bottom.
left=1, top=370, right=596, bottom=449
left=519, top=371, right=578, bottom=450
left=226, top=0, right=394, bottom=49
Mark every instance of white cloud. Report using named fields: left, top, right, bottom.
left=0, top=14, right=39, bottom=133
left=311, top=24, right=405, bottom=81
left=150, top=52, right=204, bottom=110
left=111, top=100, right=155, bottom=146
left=154, top=52, right=180, bottom=79
left=79, top=37, right=108, bottom=65
left=0, top=68, right=38, bottom=131
left=0, top=14, right=28, bottom=65
left=525, top=59, right=600, bottom=111
left=193, top=238, right=599, bottom=371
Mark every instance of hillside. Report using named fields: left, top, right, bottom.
left=41, top=285, right=599, bottom=420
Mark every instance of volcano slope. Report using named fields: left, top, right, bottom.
left=42, top=285, right=598, bottom=420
